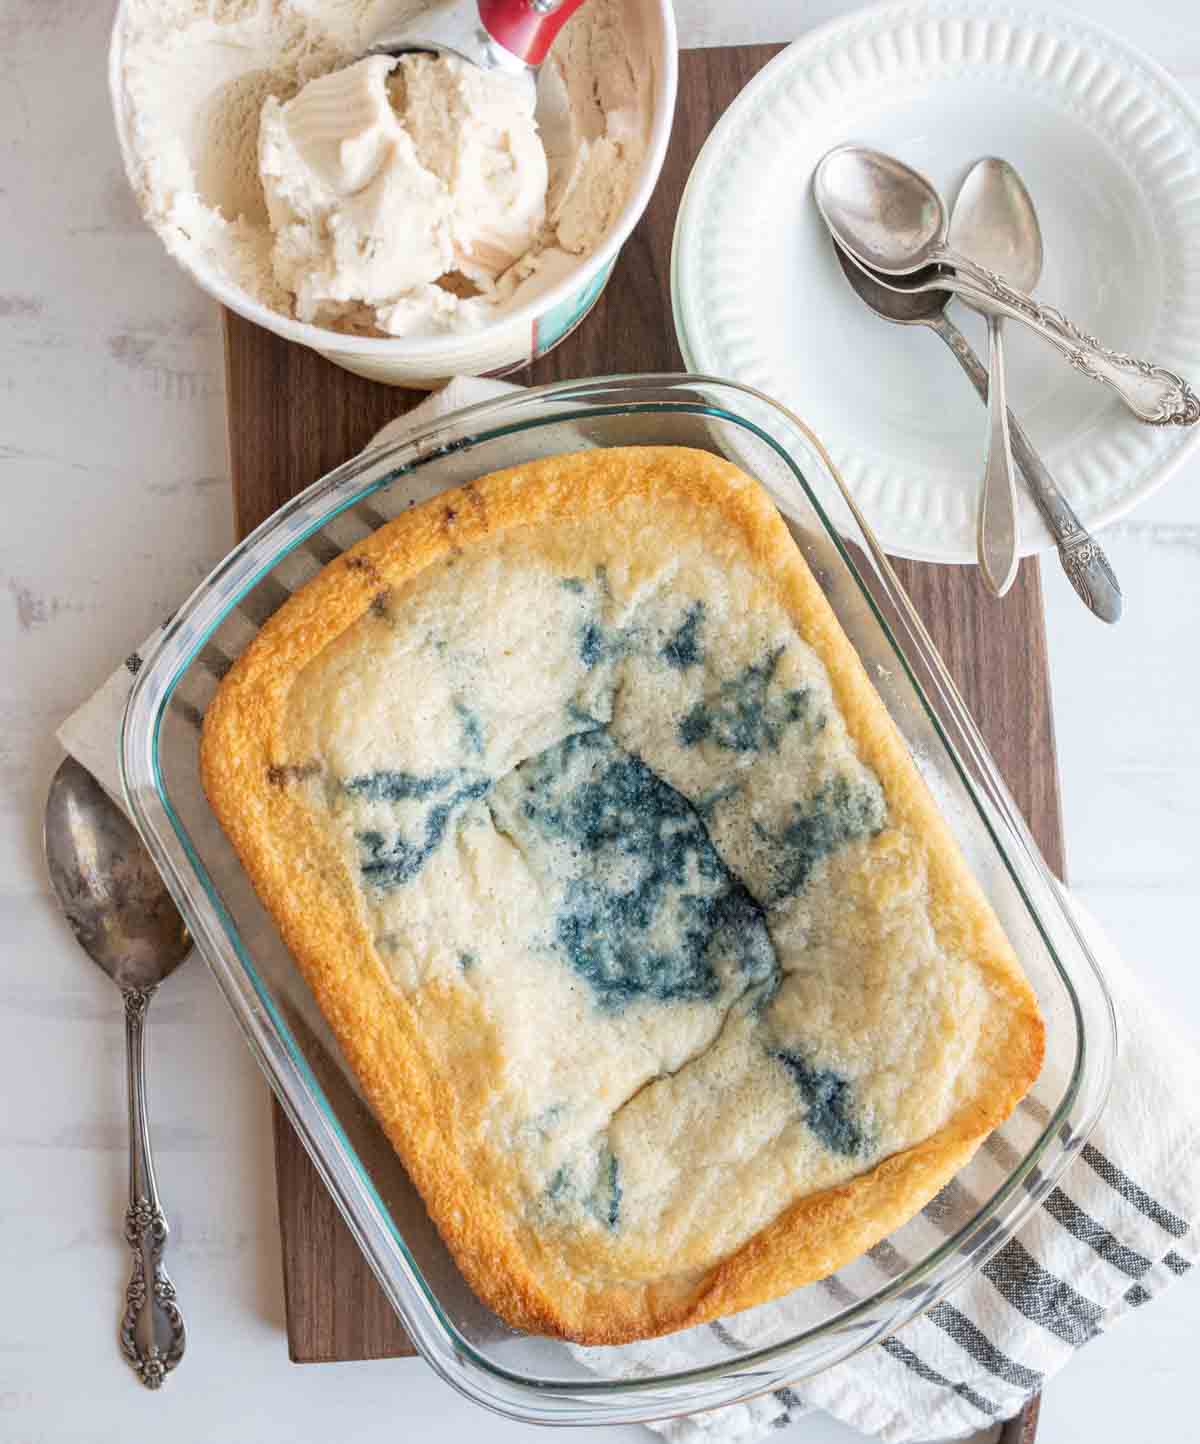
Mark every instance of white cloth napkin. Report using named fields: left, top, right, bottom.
left=58, top=377, right=1200, bottom=1444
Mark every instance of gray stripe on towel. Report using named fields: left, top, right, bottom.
left=820, top=1272, right=1004, bottom=1415
left=772, top=1386, right=804, bottom=1415
left=1081, top=1144, right=1189, bottom=1239
left=197, top=642, right=232, bottom=681
left=984, top=1239, right=1105, bottom=1346
left=1040, top=1189, right=1152, bottom=1278
left=236, top=575, right=291, bottom=627
left=925, top=1303, right=1044, bottom=1393
left=880, top=1337, right=998, bottom=1418
left=870, top=1212, right=1042, bottom=1393
left=301, top=533, right=342, bottom=567
left=980, top=1129, right=1170, bottom=1284
left=708, top=1322, right=805, bottom=1422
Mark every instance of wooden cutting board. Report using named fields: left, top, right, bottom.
left=223, top=43, right=1057, bottom=1437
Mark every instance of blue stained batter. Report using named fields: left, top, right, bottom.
left=661, top=602, right=706, bottom=670
left=505, top=729, right=777, bottom=1011
left=678, top=646, right=822, bottom=753
left=544, top=1147, right=623, bottom=1231
left=773, top=1049, right=867, bottom=1156
left=693, top=782, right=742, bottom=820
left=454, top=701, right=485, bottom=756
left=565, top=699, right=606, bottom=732
left=579, top=620, right=608, bottom=669
left=758, top=774, right=886, bottom=902
left=347, top=768, right=491, bottom=889
left=591, top=1147, right=622, bottom=1230
left=578, top=617, right=637, bottom=670
left=338, top=592, right=893, bottom=1185
left=345, top=770, right=460, bottom=803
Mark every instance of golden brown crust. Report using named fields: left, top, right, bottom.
left=201, top=446, right=1044, bottom=1344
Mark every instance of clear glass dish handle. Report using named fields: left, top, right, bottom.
left=119, top=986, right=186, bottom=1389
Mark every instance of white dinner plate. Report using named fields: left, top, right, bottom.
left=672, top=0, right=1200, bottom=561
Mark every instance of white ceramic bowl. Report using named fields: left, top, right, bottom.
left=108, top=0, right=677, bottom=387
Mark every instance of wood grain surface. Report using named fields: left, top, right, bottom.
left=223, top=46, right=1057, bottom=1440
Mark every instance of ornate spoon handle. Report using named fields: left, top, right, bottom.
left=930, top=314, right=1123, bottom=624
left=935, top=252, right=1199, bottom=426
left=120, top=987, right=186, bottom=1388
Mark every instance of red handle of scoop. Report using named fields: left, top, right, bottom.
left=477, top=0, right=591, bottom=66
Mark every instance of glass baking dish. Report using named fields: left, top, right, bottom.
left=121, top=375, right=1116, bottom=1426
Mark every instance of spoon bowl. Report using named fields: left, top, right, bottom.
left=814, top=146, right=948, bottom=275
left=950, top=157, right=1043, bottom=291
left=45, top=757, right=190, bottom=991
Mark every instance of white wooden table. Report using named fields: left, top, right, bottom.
left=1, top=2, right=1197, bottom=1441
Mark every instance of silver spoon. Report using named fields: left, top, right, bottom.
left=814, top=146, right=1199, bottom=426
left=831, top=241, right=1122, bottom=623
left=948, top=159, right=1042, bottom=597
left=44, top=757, right=190, bottom=1388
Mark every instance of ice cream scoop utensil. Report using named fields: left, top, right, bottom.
left=370, top=0, right=592, bottom=91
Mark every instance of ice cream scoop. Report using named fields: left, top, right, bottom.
left=370, top=0, right=593, bottom=96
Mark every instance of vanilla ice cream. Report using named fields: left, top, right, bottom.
left=259, top=54, right=548, bottom=332
left=116, top=0, right=651, bottom=339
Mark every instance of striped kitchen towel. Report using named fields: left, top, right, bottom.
left=57, top=376, right=1199, bottom=1443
